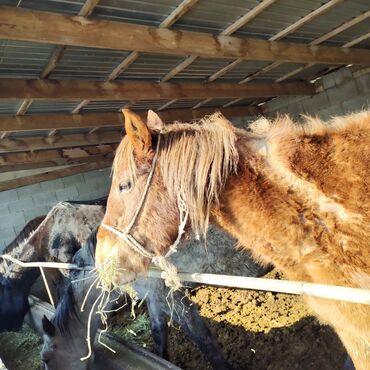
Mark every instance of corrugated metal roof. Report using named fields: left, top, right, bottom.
left=94, top=0, right=184, bottom=26
left=0, top=39, right=54, bottom=78
left=320, top=18, right=370, bottom=47
left=27, top=100, right=81, bottom=114
left=172, top=0, right=262, bottom=34
left=283, top=1, right=370, bottom=45
left=49, top=47, right=131, bottom=80
left=0, top=100, right=22, bottom=116
left=170, top=57, right=231, bottom=82
left=117, top=53, right=184, bottom=81
left=234, top=0, right=332, bottom=40
left=2, top=0, right=86, bottom=15
left=82, top=100, right=128, bottom=112
left=0, top=0, right=367, bottom=126
left=216, top=61, right=274, bottom=83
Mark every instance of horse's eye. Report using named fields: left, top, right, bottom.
left=119, top=181, right=132, bottom=193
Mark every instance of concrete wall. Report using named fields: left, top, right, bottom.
left=0, top=168, right=111, bottom=252
left=264, top=67, right=370, bottom=120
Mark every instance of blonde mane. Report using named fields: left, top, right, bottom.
left=113, top=113, right=239, bottom=237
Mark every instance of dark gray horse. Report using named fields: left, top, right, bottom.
left=41, top=224, right=271, bottom=370
left=0, top=199, right=106, bottom=332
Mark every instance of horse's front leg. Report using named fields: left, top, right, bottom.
left=146, top=295, right=169, bottom=359
left=163, top=289, right=235, bottom=370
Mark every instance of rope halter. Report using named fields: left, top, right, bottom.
left=101, top=133, right=189, bottom=289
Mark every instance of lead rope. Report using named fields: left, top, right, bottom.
left=101, top=133, right=189, bottom=290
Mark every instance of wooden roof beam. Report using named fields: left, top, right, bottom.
left=0, top=105, right=262, bottom=133
left=106, top=0, right=199, bottom=82
left=160, top=0, right=277, bottom=83
left=0, top=79, right=314, bottom=101
left=77, top=0, right=199, bottom=120
left=220, top=0, right=348, bottom=107
left=276, top=11, right=370, bottom=83
left=0, top=162, right=111, bottom=192
left=2, top=6, right=368, bottom=65
left=0, top=131, right=121, bottom=154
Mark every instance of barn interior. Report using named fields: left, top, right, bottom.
left=0, top=1, right=369, bottom=369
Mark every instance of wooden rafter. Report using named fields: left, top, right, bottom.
left=0, top=105, right=262, bottom=133
left=160, top=0, right=277, bottom=83
left=0, top=132, right=121, bottom=153
left=73, top=0, right=199, bottom=117
left=0, top=79, right=314, bottom=101
left=1, top=7, right=369, bottom=65
left=220, top=0, right=350, bottom=107
left=40, top=0, right=101, bottom=80
left=225, top=0, right=346, bottom=87
left=0, top=161, right=111, bottom=191
left=0, top=154, right=113, bottom=173
left=0, top=146, right=114, bottom=166
left=276, top=11, right=370, bottom=83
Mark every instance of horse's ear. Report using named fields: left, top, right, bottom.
left=42, top=315, right=56, bottom=337
left=147, top=110, right=164, bottom=132
left=123, top=109, right=152, bottom=156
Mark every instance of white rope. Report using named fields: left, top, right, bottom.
left=148, top=270, right=370, bottom=305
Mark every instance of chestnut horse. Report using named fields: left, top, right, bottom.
left=96, top=109, right=370, bottom=370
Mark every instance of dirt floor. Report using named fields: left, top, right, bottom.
left=110, top=270, right=347, bottom=370
left=0, top=270, right=347, bottom=370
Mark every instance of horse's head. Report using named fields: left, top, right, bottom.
left=96, top=109, right=238, bottom=286
left=41, top=315, right=91, bottom=370
left=96, top=110, right=182, bottom=285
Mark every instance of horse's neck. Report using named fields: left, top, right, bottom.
left=211, top=137, right=307, bottom=277
left=0, top=236, right=42, bottom=284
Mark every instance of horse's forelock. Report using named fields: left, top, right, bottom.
left=112, top=113, right=239, bottom=237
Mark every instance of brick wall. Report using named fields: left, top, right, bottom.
left=264, top=67, right=370, bottom=120
left=0, top=168, right=111, bottom=252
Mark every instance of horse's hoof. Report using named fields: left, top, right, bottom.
left=343, top=356, right=355, bottom=370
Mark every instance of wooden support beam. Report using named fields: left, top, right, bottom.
left=0, top=105, right=262, bottom=133
left=270, top=0, right=344, bottom=41
left=40, top=0, right=101, bottom=80
left=159, top=0, right=199, bottom=28
left=78, top=0, right=101, bottom=17
left=107, top=51, right=140, bottom=81
left=0, top=153, right=113, bottom=173
left=161, top=56, right=197, bottom=82
left=344, top=32, right=370, bottom=48
left=41, top=46, right=66, bottom=79
left=17, top=99, right=33, bottom=115
left=160, top=0, right=277, bottom=82
left=157, top=99, right=178, bottom=111
left=1, top=7, right=369, bottom=65
left=0, top=162, right=111, bottom=191
left=71, top=99, right=90, bottom=114
left=0, top=131, right=121, bottom=153
left=207, top=59, right=243, bottom=82
left=229, top=0, right=346, bottom=85
left=220, top=0, right=277, bottom=36
left=276, top=12, right=370, bottom=83
left=0, top=79, right=315, bottom=101
left=311, top=10, right=370, bottom=46
left=0, top=112, right=122, bottom=132
left=107, top=0, right=199, bottom=82
left=192, top=99, right=212, bottom=109
left=0, top=146, right=115, bottom=172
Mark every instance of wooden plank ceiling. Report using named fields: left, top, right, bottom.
left=0, top=0, right=369, bottom=189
